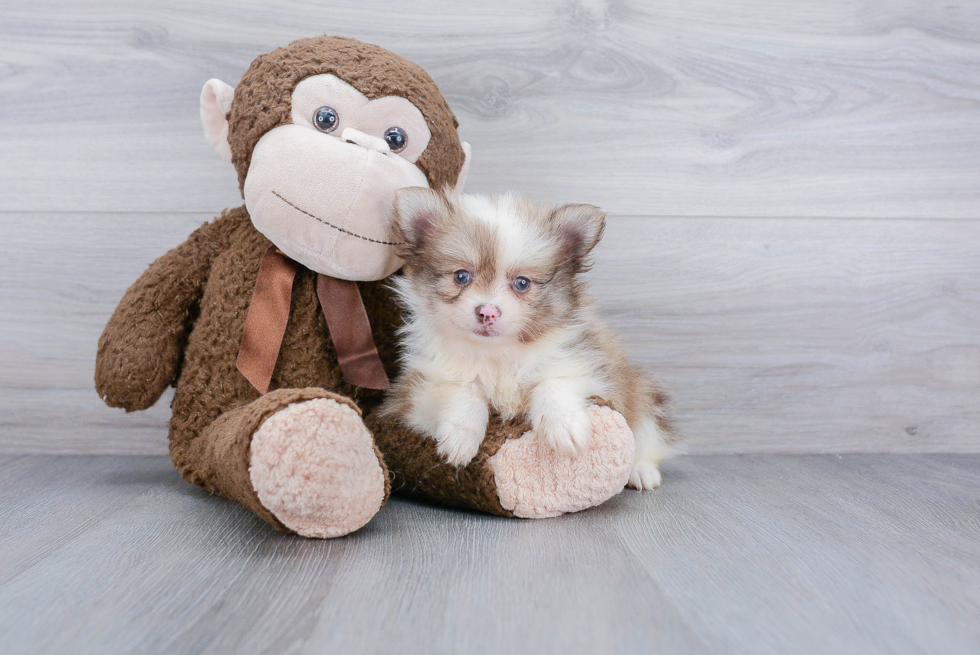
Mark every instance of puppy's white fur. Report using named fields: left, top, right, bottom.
left=381, top=189, right=677, bottom=489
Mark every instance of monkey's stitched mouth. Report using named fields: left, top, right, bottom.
left=271, top=190, right=404, bottom=246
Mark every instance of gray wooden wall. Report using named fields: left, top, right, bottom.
left=2, top=0, right=978, bottom=455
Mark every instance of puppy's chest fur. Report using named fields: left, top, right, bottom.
left=422, top=333, right=596, bottom=420
left=473, top=356, right=532, bottom=420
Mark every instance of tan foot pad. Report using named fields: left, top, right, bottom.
left=490, top=404, right=635, bottom=519
left=249, top=398, right=386, bottom=538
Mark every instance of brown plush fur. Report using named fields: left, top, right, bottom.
left=95, top=37, right=511, bottom=532
left=366, top=411, right=521, bottom=517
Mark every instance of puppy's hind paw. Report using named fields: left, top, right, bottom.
left=627, top=462, right=662, bottom=490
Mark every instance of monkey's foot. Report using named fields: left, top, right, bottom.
left=249, top=398, right=387, bottom=538
left=489, top=404, right=635, bottom=518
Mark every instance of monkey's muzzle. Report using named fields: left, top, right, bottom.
left=243, top=124, right=429, bottom=281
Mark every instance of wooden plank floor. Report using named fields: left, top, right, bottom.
left=1, top=454, right=977, bottom=654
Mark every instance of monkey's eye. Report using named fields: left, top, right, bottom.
left=384, top=127, right=408, bottom=153
left=513, top=277, right=531, bottom=293
left=313, top=106, right=339, bottom=133
left=453, top=270, right=472, bottom=287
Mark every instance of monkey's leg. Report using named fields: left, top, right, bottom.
left=366, top=403, right=634, bottom=518
left=174, top=388, right=390, bottom=537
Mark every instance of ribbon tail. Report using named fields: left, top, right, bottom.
left=316, top=275, right=390, bottom=390
left=236, top=246, right=298, bottom=394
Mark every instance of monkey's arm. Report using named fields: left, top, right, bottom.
left=95, top=209, right=244, bottom=411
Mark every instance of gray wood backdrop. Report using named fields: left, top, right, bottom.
left=1, top=0, right=978, bottom=455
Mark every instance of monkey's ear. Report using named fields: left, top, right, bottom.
left=200, top=79, right=235, bottom=163
left=550, top=203, right=606, bottom=263
left=394, top=187, right=447, bottom=247
left=454, top=142, right=472, bottom=193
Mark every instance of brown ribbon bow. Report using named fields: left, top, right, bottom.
left=236, top=246, right=390, bottom=394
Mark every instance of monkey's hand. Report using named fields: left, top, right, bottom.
left=95, top=210, right=242, bottom=411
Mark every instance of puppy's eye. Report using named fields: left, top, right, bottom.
left=513, top=277, right=531, bottom=293
left=313, top=106, right=339, bottom=133
left=384, top=127, right=408, bottom=153
left=453, top=270, right=472, bottom=286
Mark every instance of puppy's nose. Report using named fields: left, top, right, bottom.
left=476, top=304, right=501, bottom=324
left=341, top=127, right=390, bottom=154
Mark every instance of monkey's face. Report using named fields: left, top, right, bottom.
left=202, top=72, right=469, bottom=281
left=243, top=74, right=433, bottom=280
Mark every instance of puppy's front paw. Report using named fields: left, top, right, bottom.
left=434, top=421, right=485, bottom=467
left=627, top=461, right=662, bottom=490
left=536, top=407, right=593, bottom=455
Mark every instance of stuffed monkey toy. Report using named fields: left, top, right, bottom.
left=96, top=36, right=636, bottom=538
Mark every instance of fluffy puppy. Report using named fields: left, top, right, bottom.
left=380, top=188, right=677, bottom=490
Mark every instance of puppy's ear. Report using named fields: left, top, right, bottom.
left=550, top=203, right=606, bottom=266
left=393, top=186, right=448, bottom=248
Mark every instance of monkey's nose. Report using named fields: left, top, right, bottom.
left=341, top=128, right=390, bottom=154
left=476, top=304, right=501, bottom=324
